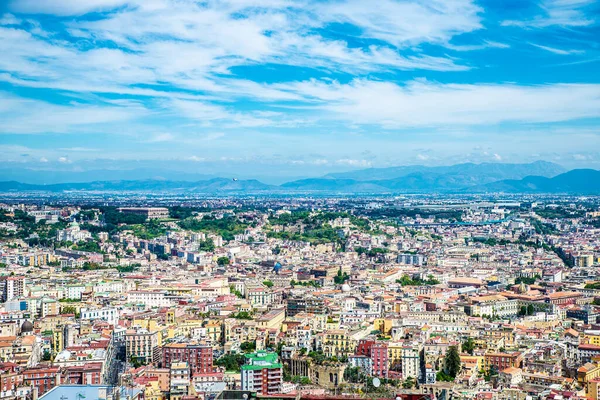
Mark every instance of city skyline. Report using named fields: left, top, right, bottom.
left=1, top=0, right=599, bottom=180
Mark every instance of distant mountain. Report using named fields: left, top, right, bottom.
left=280, top=178, right=387, bottom=192
left=473, top=169, right=600, bottom=193
left=324, top=161, right=565, bottom=182
left=1, top=163, right=596, bottom=194
left=0, top=178, right=277, bottom=193
left=284, top=161, right=567, bottom=193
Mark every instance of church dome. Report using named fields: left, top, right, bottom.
left=21, top=320, right=34, bottom=333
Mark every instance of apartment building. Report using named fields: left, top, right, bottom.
left=240, top=352, right=282, bottom=395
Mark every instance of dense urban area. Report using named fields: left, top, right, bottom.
left=1, top=194, right=600, bottom=400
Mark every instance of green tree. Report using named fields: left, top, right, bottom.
left=61, top=305, right=78, bottom=316
left=462, top=337, right=475, bottom=355
left=240, top=341, right=256, bottom=353
left=402, top=376, right=416, bottom=388
left=215, top=353, right=246, bottom=372
left=233, top=311, right=253, bottom=320
left=263, top=280, right=274, bottom=288
left=527, top=304, right=535, bottom=316
left=217, top=256, right=230, bottom=266
left=444, top=345, right=461, bottom=378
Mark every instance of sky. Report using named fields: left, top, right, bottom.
left=0, top=0, right=599, bottom=183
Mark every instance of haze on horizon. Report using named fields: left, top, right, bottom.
left=0, top=0, right=599, bottom=183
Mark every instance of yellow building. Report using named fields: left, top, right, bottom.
left=388, top=342, right=403, bottom=371
left=460, top=355, right=484, bottom=371
left=373, top=318, right=392, bottom=335
left=585, top=334, right=600, bottom=346
left=144, top=380, right=165, bottom=400
left=205, top=320, right=222, bottom=343
left=257, top=308, right=286, bottom=330
left=578, top=363, right=600, bottom=395
left=323, top=329, right=356, bottom=358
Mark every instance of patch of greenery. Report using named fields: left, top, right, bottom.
left=215, top=353, right=246, bottom=372
left=396, top=274, right=440, bottom=286
left=179, top=215, right=247, bottom=241
left=290, top=279, right=321, bottom=288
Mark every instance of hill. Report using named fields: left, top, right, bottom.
left=324, top=161, right=565, bottom=182
left=473, top=169, right=600, bottom=194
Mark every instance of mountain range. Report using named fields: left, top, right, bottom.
left=1, top=162, right=598, bottom=194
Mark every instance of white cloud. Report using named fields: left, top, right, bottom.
left=145, top=133, right=175, bottom=143
left=0, top=91, right=146, bottom=134
left=58, top=156, right=70, bottom=163
left=317, top=0, right=482, bottom=47
left=529, top=43, right=584, bottom=55
left=502, top=0, right=596, bottom=28
left=335, top=158, right=372, bottom=167
left=272, top=79, right=600, bottom=127
left=9, top=0, right=130, bottom=16
left=39, top=157, right=48, bottom=162
left=0, top=0, right=476, bottom=106
left=0, top=13, right=21, bottom=25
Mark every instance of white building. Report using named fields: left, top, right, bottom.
left=127, top=291, right=172, bottom=309
left=80, top=307, right=119, bottom=325
left=56, top=221, right=92, bottom=243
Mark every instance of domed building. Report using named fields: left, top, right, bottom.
left=21, top=320, right=33, bottom=334
left=56, top=219, right=92, bottom=242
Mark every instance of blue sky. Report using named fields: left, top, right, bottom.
left=0, top=0, right=599, bottom=183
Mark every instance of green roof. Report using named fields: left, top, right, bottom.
left=241, top=351, right=282, bottom=371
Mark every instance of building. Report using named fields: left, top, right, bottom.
left=402, top=344, right=423, bottom=381
left=287, top=296, right=326, bottom=317
left=484, top=352, right=523, bottom=371
left=162, top=343, right=213, bottom=374
left=170, top=362, right=191, bottom=400
left=126, top=329, right=160, bottom=365
left=567, top=306, right=600, bottom=324
left=39, top=385, right=143, bottom=400
left=0, top=276, right=25, bottom=302
left=56, top=221, right=91, bottom=243
left=22, top=366, right=60, bottom=396
left=117, top=207, right=170, bottom=220
left=397, top=253, right=426, bottom=266
left=371, top=341, right=389, bottom=378
left=127, top=291, right=172, bottom=309
left=240, top=351, right=282, bottom=395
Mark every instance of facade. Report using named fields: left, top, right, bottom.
left=0, top=276, right=25, bottom=302
left=397, top=253, right=426, bottom=266
left=162, top=343, right=213, bottom=374
left=484, top=352, right=523, bottom=371
left=125, top=329, right=160, bottom=365
left=401, top=344, right=423, bottom=381
left=240, top=352, right=282, bottom=395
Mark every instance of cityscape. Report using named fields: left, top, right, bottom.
left=1, top=191, right=600, bottom=400
left=1, top=0, right=600, bottom=400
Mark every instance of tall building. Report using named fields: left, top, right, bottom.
left=162, top=343, right=213, bottom=374
left=0, top=276, right=25, bottom=302
left=401, top=344, right=423, bottom=381
left=371, top=341, right=389, bottom=378
left=240, top=351, right=282, bottom=395
left=125, top=329, right=160, bottom=365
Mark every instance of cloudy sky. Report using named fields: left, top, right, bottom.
left=1, top=0, right=599, bottom=182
